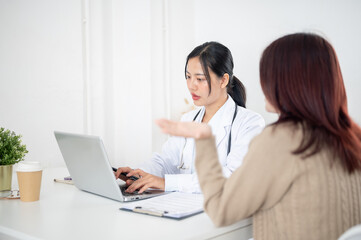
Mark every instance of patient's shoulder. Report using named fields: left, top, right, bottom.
left=252, top=122, right=303, bottom=148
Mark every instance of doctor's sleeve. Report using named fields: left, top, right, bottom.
left=165, top=172, right=202, bottom=193
left=139, top=111, right=197, bottom=181
left=222, top=112, right=265, bottom=177
left=138, top=136, right=182, bottom=177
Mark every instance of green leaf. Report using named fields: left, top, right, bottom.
left=0, top=128, right=28, bottom=165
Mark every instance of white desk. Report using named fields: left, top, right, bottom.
left=0, top=168, right=252, bottom=240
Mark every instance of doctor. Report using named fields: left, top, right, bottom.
left=116, top=42, right=265, bottom=193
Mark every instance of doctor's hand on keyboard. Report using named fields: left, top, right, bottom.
left=123, top=169, right=165, bottom=194
left=114, top=167, right=139, bottom=184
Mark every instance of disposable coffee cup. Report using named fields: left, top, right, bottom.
left=16, top=161, right=43, bottom=202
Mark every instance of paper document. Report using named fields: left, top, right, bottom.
left=120, top=192, right=204, bottom=219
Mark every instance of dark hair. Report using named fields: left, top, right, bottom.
left=185, top=42, right=246, bottom=108
left=260, top=33, right=361, bottom=173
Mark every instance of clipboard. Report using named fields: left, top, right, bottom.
left=119, top=192, right=204, bottom=220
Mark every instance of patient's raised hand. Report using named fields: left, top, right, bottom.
left=156, top=119, right=212, bottom=139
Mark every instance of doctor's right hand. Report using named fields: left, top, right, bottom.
left=115, top=167, right=138, bottom=185
left=125, top=169, right=165, bottom=194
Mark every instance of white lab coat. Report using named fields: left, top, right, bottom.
left=139, top=96, right=265, bottom=193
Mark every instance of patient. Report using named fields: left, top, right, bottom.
left=156, top=33, right=361, bottom=239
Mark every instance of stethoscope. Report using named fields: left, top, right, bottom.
left=177, top=103, right=238, bottom=170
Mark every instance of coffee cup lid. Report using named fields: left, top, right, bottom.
left=16, top=161, right=42, bottom=172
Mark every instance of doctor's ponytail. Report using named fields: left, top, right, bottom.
left=228, top=75, right=246, bottom=108
left=185, top=42, right=247, bottom=108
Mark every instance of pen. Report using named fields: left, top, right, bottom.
left=112, top=167, right=139, bottom=181
left=133, top=206, right=168, bottom=216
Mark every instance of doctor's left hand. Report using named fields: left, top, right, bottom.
left=125, top=169, right=165, bottom=194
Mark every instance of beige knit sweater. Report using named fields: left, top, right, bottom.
left=195, top=123, right=361, bottom=240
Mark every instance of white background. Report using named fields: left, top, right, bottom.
left=1, top=0, right=360, bottom=168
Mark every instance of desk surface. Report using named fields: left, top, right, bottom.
left=0, top=167, right=252, bottom=240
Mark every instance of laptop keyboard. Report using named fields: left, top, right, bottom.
left=120, top=185, right=150, bottom=196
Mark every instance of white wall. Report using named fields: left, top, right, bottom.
left=0, top=0, right=83, bottom=168
left=192, top=0, right=361, bottom=125
left=1, top=0, right=361, bottom=169
left=84, top=0, right=154, bottom=167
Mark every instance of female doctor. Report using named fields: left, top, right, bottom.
left=116, top=42, right=265, bottom=193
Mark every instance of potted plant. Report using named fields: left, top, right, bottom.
left=0, top=127, right=28, bottom=192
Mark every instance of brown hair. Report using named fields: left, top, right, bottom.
left=260, top=33, right=361, bottom=173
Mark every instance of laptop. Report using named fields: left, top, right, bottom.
left=54, top=131, right=166, bottom=202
